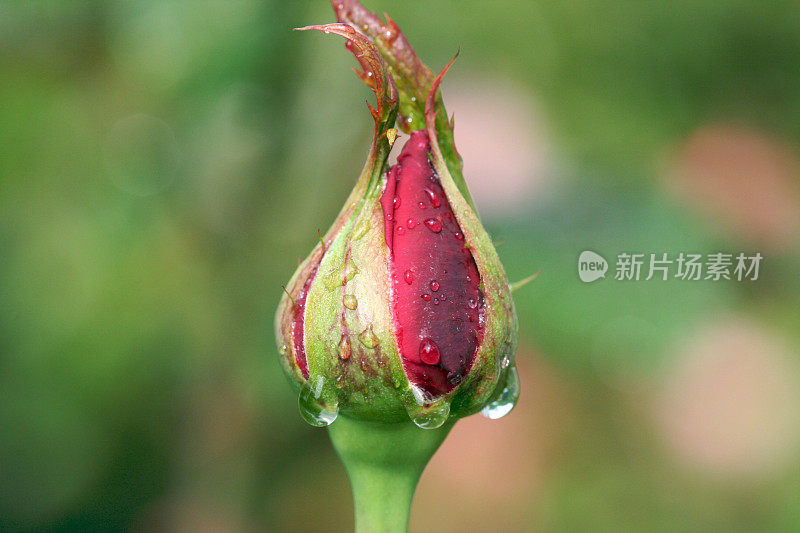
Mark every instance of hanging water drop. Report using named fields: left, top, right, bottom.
left=298, top=385, right=338, bottom=427
left=480, top=365, right=520, bottom=420
left=410, top=400, right=450, bottom=429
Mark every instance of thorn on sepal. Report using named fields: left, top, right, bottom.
left=509, top=270, right=541, bottom=292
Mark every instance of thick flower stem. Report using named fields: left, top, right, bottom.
left=328, top=415, right=455, bottom=533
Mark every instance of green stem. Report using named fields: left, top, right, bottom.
left=328, top=415, right=455, bottom=533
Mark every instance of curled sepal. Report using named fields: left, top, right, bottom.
left=296, top=23, right=397, bottom=131
left=330, top=1, right=475, bottom=210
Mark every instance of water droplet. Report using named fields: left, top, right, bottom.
left=338, top=335, right=351, bottom=360
left=410, top=96, right=417, bottom=102
left=421, top=293, right=431, bottom=301
left=279, top=344, right=288, bottom=355
left=411, top=401, right=450, bottom=429
left=397, top=226, right=406, bottom=235
left=343, top=294, right=358, bottom=310
left=468, top=298, right=478, bottom=309
left=419, top=337, right=440, bottom=365
left=358, top=325, right=379, bottom=348
left=298, top=385, right=338, bottom=427
left=404, top=269, right=414, bottom=285
left=480, top=366, right=520, bottom=420
left=418, top=202, right=426, bottom=209
left=407, top=218, right=416, bottom=229
left=440, top=295, right=446, bottom=300
left=393, top=195, right=401, bottom=209
left=352, top=219, right=370, bottom=240
left=386, top=212, right=393, bottom=221
left=424, top=188, right=442, bottom=208
left=430, top=280, right=439, bottom=292
left=406, top=116, right=413, bottom=124
left=433, top=298, right=439, bottom=305
left=454, top=231, right=463, bottom=240
left=343, top=263, right=359, bottom=284
left=424, top=219, right=442, bottom=233
left=323, top=266, right=344, bottom=289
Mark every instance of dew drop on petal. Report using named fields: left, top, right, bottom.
left=424, top=219, right=442, bottom=233
left=397, top=226, right=406, bottom=235
left=421, top=293, right=431, bottom=301
left=419, top=337, right=441, bottom=365
left=407, top=218, right=416, bottom=229
left=424, top=188, right=442, bottom=208
left=430, top=280, right=439, bottom=292
left=404, top=269, right=414, bottom=285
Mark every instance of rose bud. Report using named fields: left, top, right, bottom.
left=276, top=18, right=518, bottom=430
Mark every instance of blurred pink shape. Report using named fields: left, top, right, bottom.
left=445, top=78, right=554, bottom=217
left=656, top=317, right=800, bottom=477
left=665, top=123, right=800, bottom=251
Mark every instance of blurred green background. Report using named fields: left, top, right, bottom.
left=2, top=1, right=800, bottom=531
